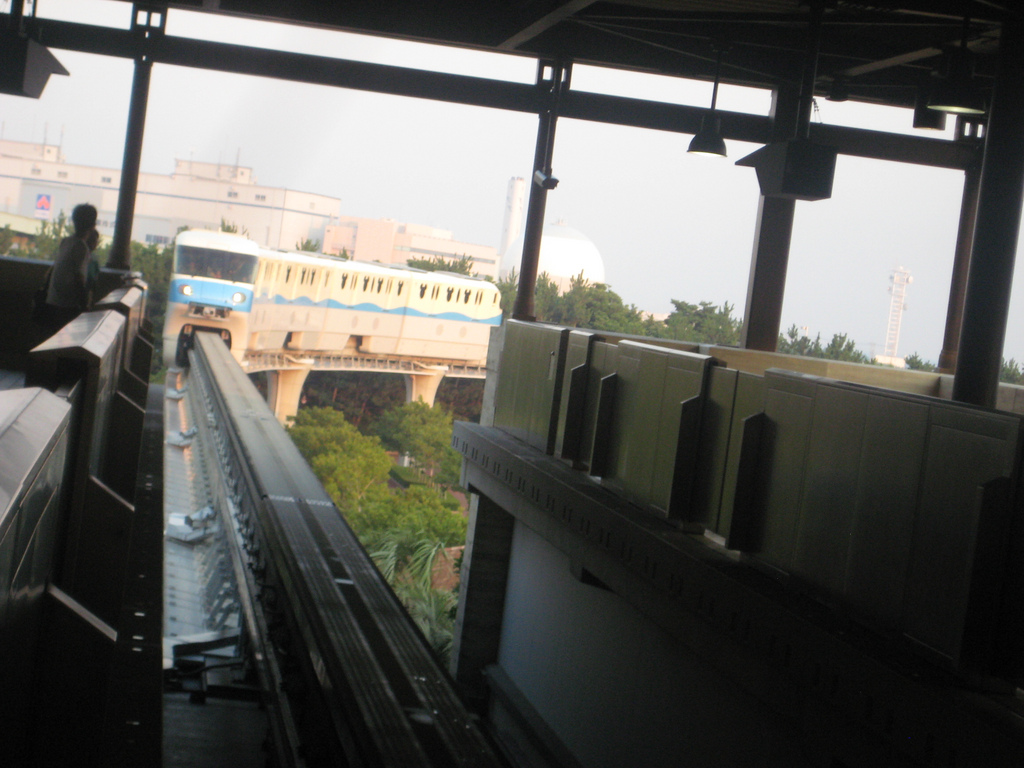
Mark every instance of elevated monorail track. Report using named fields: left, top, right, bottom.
left=188, top=331, right=505, bottom=767
left=242, top=350, right=487, bottom=379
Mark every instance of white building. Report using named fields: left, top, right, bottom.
left=0, top=139, right=340, bottom=249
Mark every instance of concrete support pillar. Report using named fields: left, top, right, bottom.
left=740, top=86, right=801, bottom=351
left=108, top=9, right=163, bottom=270
left=938, top=153, right=982, bottom=373
left=449, top=494, right=515, bottom=710
left=953, top=21, right=1024, bottom=407
left=266, top=367, right=311, bottom=424
left=513, top=61, right=570, bottom=321
left=404, top=370, right=446, bottom=406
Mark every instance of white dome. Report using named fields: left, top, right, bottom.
left=500, top=220, right=606, bottom=291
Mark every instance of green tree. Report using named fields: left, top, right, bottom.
left=496, top=268, right=519, bottom=319
left=1001, top=358, right=1024, bottom=385
left=23, top=211, right=71, bottom=261
left=777, top=325, right=823, bottom=356
left=302, top=371, right=407, bottom=432
left=406, top=254, right=473, bottom=275
left=289, top=407, right=393, bottom=514
left=219, top=217, right=248, bottom=237
left=650, top=299, right=742, bottom=345
left=904, top=352, right=936, bottom=371
left=296, top=237, right=321, bottom=252
left=776, top=325, right=872, bottom=363
left=0, top=225, right=14, bottom=255
left=375, top=401, right=461, bottom=488
left=822, top=333, right=871, bottom=363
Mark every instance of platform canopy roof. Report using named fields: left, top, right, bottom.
left=113, top=0, right=1011, bottom=111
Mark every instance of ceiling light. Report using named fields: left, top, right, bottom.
left=688, top=45, right=727, bottom=158
left=928, top=16, right=986, bottom=115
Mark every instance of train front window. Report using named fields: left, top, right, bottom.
left=175, top=245, right=259, bottom=283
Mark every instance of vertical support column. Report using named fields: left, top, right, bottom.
left=449, top=493, right=516, bottom=710
left=266, top=367, right=311, bottom=424
left=740, top=85, right=801, bottom=351
left=953, top=21, right=1024, bottom=407
left=512, top=60, right=570, bottom=322
left=107, top=6, right=164, bottom=270
left=937, top=150, right=982, bottom=373
left=404, top=369, right=446, bottom=406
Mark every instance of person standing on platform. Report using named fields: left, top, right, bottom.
left=43, top=203, right=98, bottom=332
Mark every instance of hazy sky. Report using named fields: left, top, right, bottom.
left=5, top=0, right=1022, bottom=364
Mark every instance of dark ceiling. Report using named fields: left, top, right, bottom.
left=137, top=1, right=1012, bottom=111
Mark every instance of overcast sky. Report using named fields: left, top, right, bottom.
left=5, top=0, right=1023, bottom=364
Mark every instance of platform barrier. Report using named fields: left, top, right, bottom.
left=0, top=276, right=160, bottom=766
left=483, top=320, right=1024, bottom=681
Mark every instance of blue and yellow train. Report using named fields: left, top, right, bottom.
left=163, top=230, right=503, bottom=368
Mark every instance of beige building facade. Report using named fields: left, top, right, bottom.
left=323, top=216, right=499, bottom=279
left=0, top=140, right=499, bottom=275
left=0, top=140, right=340, bottom=250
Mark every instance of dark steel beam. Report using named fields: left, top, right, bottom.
left=953, top=21, right=1024, bottom=406
left=938, top=152, right=982, bottom=373
left=108, top=57, right=152, bottom=271
left=22, top=17, right=975, bottom=169
left=513, top=61, right=568, bottom=322
left=740, top=85, right=801, bottom=352
left=499, top=0, right=598, bottom=50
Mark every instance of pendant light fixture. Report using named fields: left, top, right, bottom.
left=928, top=13, right=986, bottom=115
left=688, top=44, right=727, bottom=157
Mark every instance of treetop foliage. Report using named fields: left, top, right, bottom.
left=776, top=325, right=871, bottom=363
left=498, top=269, right=743, bottom=346
left=406, top=254, right=474, bottom=275
left=296, top=237, right=321, bottom=252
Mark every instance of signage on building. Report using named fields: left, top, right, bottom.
left=34, top=193, right=52, bottom=220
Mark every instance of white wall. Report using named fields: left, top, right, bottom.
left=496, top=521, right=811, bottom=768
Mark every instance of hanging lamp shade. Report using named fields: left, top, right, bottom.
left=688, top=43, right=727, bottom=157
left=688, top=114, right=727, bottom=157
left=928, top=62, right=986, bottom=115
left=928, top=16, right=986, bottom=116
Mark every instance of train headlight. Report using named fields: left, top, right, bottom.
left=180, top=284, right=193, bottom=296
left=232, top=291, right=246, bottom=304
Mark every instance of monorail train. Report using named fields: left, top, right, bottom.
left=163, top=230, right=503, bottom=368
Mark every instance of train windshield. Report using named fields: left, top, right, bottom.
left=175, top=245, right=259, bottom=284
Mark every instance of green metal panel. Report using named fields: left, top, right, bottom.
left=845, top=392, right=929, bottom=630
left=578, top=341, right=619, bottom=473
left=600, top=341, right=711, bottom=518
left=493, top=320, right=569, bottom=453
left=716, top=372, right=766, bottom=539
left=791, top=384, right=869, bottom=596
left=555, top=330, right=595, bottom=461
left=754, top=371, right=817, bottom=571
left=492, top=319, right=529, bottom=438
left=691, top=366, right=739, bottom=530
left=903, top=403, right=1021, bottom=668
left=649, top=349, right=712, bottom=518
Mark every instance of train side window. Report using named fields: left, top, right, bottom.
left=420, top=284, right=427, bottom=299
left=310, top=269, right=316, bottom=284
left=432, top=286, right=440, bottom=300
left=397, top=281, right=404, bottom=295
left=465, top=290, right=471, bottom=304
left=340, top=273, right=348, bottom=289
left=285, top=267, right=292, bottom=282
left=363, top=276, right=370, bottom=291
left=446, top=287, right=454, bottom=301
left=377, top=278, right=384, bottom=293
